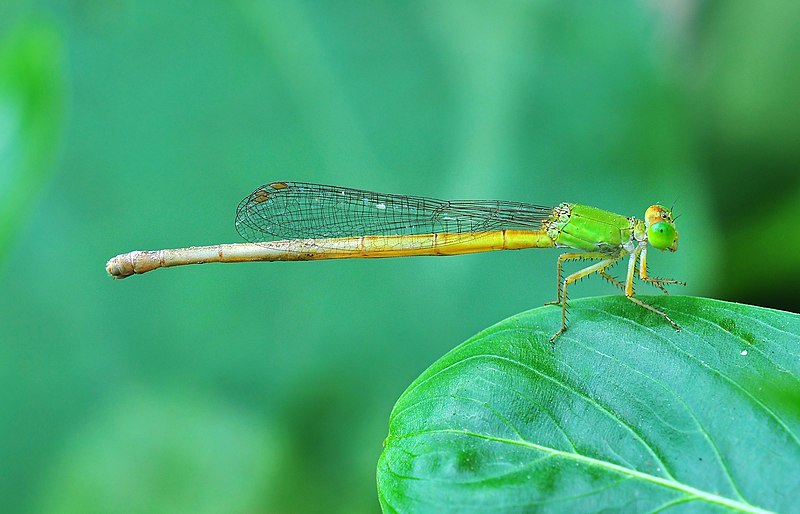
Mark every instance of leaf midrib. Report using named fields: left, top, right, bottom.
left=390, top=429, right=776, bottom=514
left=392, top=350, right=677, bottom=478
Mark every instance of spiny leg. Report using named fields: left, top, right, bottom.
left=549, top=254, right=622, bottom=343
left=627, top=244, right=681, bottom=331
left=545, top=252, right=610, bottom=306
left=626, top=296, right=681, bottom=331
left=644, top=277, right=671, bottom=295
left=599, top=270, right=625, bottom=292
left=545, top=252, right=570, bottom=305
left=638, top=246, right=686, bottom=294
left=641, top=275, right=686, bottom=293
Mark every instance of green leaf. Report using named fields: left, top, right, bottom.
left=377, top=296, right=800, bottom=513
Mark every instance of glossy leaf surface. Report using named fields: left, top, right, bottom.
left=378, top=296, right=800, bottom=513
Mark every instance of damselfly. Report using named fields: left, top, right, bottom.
left=106, top=181, right=684, bottom=341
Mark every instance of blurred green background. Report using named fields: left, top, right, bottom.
left=1, top=1, right=798, bottom=512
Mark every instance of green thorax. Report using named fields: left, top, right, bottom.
left=547, top=203, right=638, bottom=253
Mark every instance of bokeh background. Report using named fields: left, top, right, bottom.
left=1, top=1, right=798, bottom=512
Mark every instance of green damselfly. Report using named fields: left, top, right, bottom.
left=107, top=181, right=684, bottom=341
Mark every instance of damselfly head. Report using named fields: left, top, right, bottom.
left=645, top=205, right=678, bottom=252
left=645, top=205, right=672, bottom=224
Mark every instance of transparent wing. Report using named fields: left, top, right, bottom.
left=235, top=181, right=555, bottom=249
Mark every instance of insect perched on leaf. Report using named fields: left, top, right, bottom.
left=107, top=181, right=684, bottom=341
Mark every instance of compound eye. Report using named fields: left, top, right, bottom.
left=648, top=221, right=676, bottom=250
left=645, top=205, right=671, bottom=225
